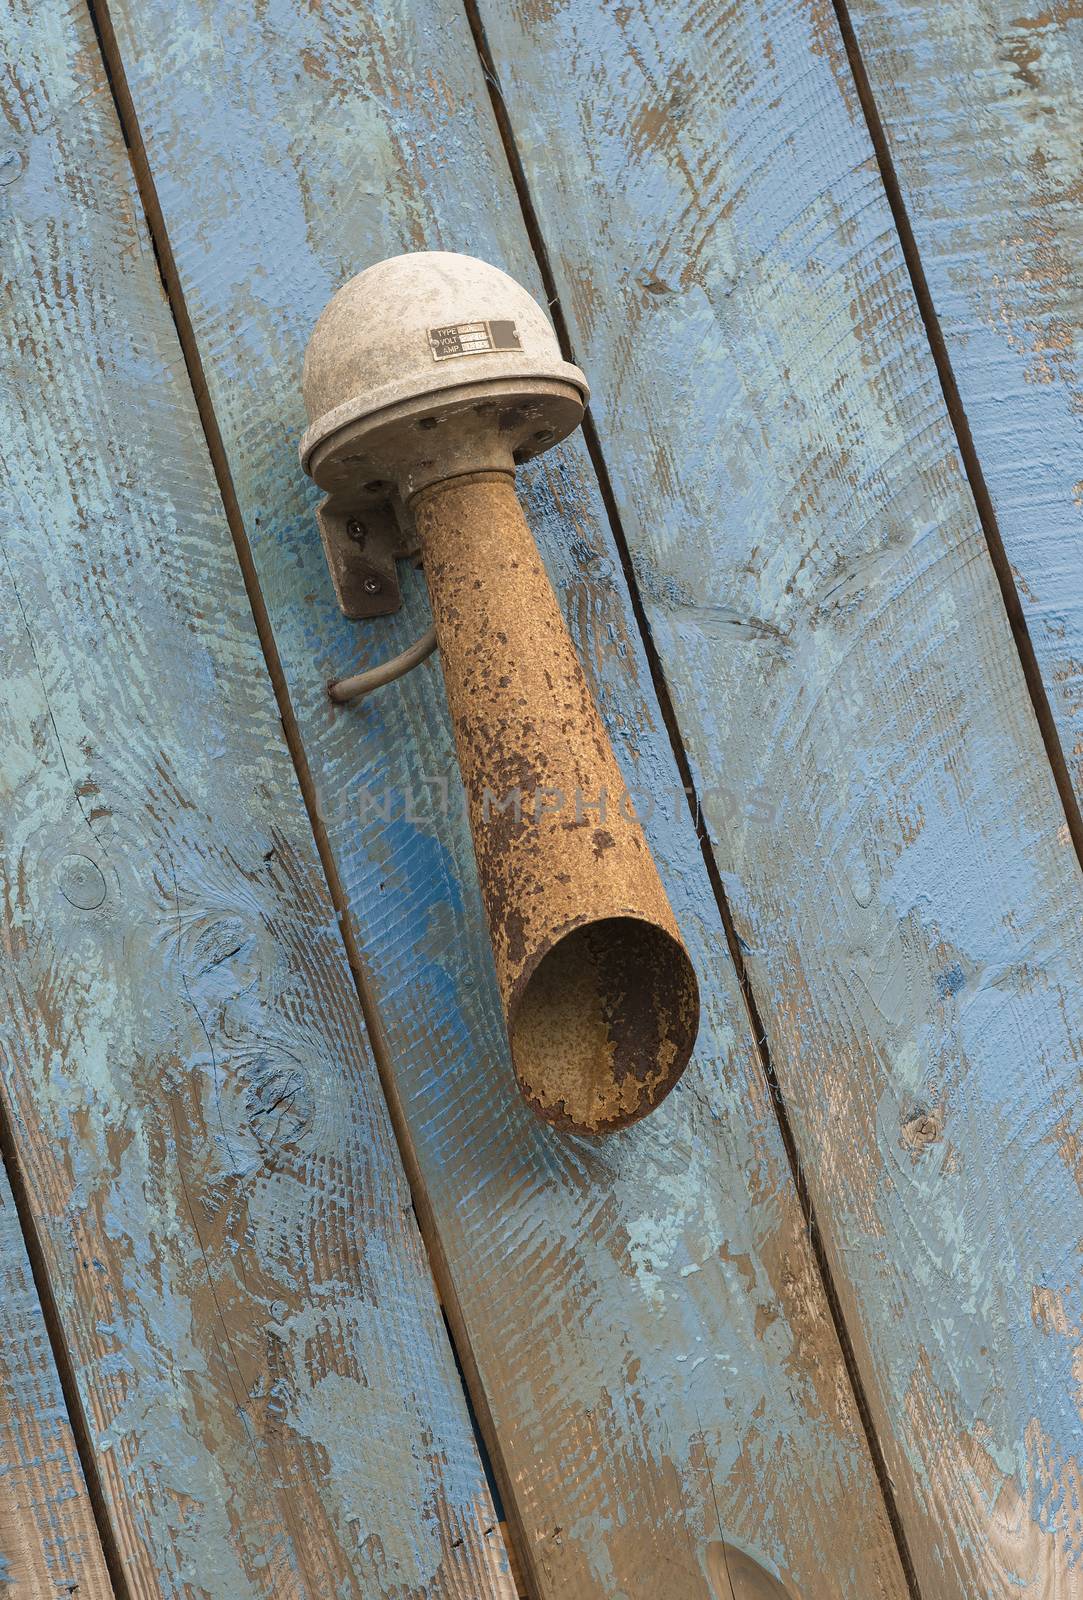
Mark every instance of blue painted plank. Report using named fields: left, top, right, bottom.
left=470, top=0, right=1083, bottom=1595
left=0, top=3, right=513, bottom=1595
left=846, top=0, right=1083, bottom=812
left=104, top=0, right=911, bottom=1595
left=0, top=1174, right=112, bottom=1596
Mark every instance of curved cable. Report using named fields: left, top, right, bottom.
left=328, top=624, right=438, bottom=704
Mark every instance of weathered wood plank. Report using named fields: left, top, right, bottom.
left=0, top=1169, right=113, bottom=1597
left=0, top=3, right=512, bottom=1595
left=469, top=0, right=1083, bottom=1595
left=102, top=0, right=912, bottom=1595
left=843, top=0, right=1083, bottom=811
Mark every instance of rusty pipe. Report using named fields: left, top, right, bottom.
left=300, top=251, right=700, bottom=1133
left=414, top=470, right=697, bottom=1132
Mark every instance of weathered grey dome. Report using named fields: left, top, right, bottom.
left=300, top=251, right=587, bottom=472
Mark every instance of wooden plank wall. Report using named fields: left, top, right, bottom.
left=468, top=0, right=1083, bottom=1596
left=96, top=1, right=913, bottom=1597
left=0, top=1174, right=113, bottom=1595
left=842, top=0, right=1083, bottom=811
left=0, top=0, right=1079, bottom=1596
left=0, top=1, right=513, bottom=1594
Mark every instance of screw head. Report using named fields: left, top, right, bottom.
left=346, top=519, right=364, bottom=542
left=363, top=575, right=382, bottom=595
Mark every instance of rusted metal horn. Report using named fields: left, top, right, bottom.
left=300, top=251, right=700, bottom=1133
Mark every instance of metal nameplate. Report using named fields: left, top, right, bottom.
left=428, top=320, right=521, bottom=360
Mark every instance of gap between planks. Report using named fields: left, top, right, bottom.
left=0, top=1089, right=125, bottom=1598
left=829, top=0, right=1083, bottom=874
left=460, top=1, right=932, bottom=1595
left=83, top=0, right=535, bottom=1593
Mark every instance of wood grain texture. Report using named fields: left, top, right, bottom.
left=102, top=0, right=912, bottom=1595
left=469, top=0, right=1083, bottom=1596
left=845, top=0, right=1083, bottom=813
left=0, top=1170, right=113, bottom=1597
left=0, top=2, right=512, bottom=1595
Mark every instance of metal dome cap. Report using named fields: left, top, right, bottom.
left=300, top=251, right=589, bottom=499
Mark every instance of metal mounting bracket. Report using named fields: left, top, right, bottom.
left=315, top=492, right=418, bottom=619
